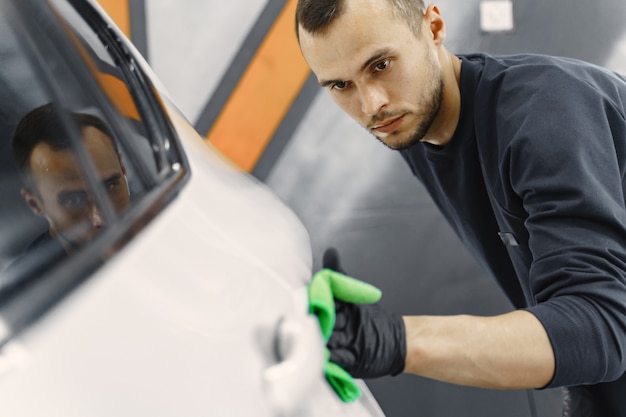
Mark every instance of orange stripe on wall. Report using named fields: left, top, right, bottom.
left=206, top=0, right=311, bottom=172
left=96, top=0, right=131, bottom=38
left=70, top=29, right=141, bottom=121
left=97, top=73, right=142, bottom=121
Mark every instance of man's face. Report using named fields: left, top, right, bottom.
left=24, top=126, right=131, bottom=251
left=298, top=0, right=444, bottom=150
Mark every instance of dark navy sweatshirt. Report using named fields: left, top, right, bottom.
left=400, top=53, right=626, bottom=406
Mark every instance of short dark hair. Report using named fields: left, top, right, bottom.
left=11, top=103, right=116, bottom=178
left=295, top=0, right=426, bottom=41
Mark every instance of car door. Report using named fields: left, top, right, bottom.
left=0, top=1, right=386, bottom=416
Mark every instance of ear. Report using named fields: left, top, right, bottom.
left=424, top=3, right=446, bottom=45
left=21, top=188, right=44, bottom=216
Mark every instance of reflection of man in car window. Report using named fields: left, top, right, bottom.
left=11, top=103, right=131, bottom=253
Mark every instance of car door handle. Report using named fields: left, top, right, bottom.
left=263, top=312, right=324, bottom=416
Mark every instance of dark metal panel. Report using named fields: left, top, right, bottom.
left=129, top=0, right=148, bottom=61
left=193, top=0, right=287, bottom=136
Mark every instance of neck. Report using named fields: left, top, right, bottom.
left=421, top=50, right=462, bottom=147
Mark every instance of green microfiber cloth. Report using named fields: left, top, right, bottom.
left=308, top=268, right=382, bottom=402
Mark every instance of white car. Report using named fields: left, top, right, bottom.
left=0, top=0, right=384, bottom=416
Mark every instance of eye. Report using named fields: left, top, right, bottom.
left=331, top=81, right=348, bottom=91
left=59, top=192, right=89, bottom=210
left=103, top=175, right=123, bottom=194
left=104, top=178, right=120, bottom=193
left=374, top=59, right=389, bottom=72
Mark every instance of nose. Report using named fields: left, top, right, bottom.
left=88, top=204, right=105, bottom=228
left=360, top=83, right=388, bottom=117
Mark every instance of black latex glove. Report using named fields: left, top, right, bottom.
left=322, top=248, right=407, bottom=379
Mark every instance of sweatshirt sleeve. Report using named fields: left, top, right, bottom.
left=500, top=68, right=626, bottom=387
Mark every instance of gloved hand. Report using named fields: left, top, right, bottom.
left=307, top=248, right=407, bottom=402
left=308, top=264, right=378, bottom=402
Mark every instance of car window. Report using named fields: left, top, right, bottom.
left=0, top=0, right=188, bottom=341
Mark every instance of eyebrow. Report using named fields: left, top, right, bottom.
left=318, top=48, right=393, bottom=88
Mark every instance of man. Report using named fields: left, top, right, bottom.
left=5, top=103, right=131, bottom=284
left=296, top=0, right=626, bottom=415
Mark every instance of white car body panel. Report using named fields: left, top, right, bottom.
left=0, top=101, right=385, bottom=416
